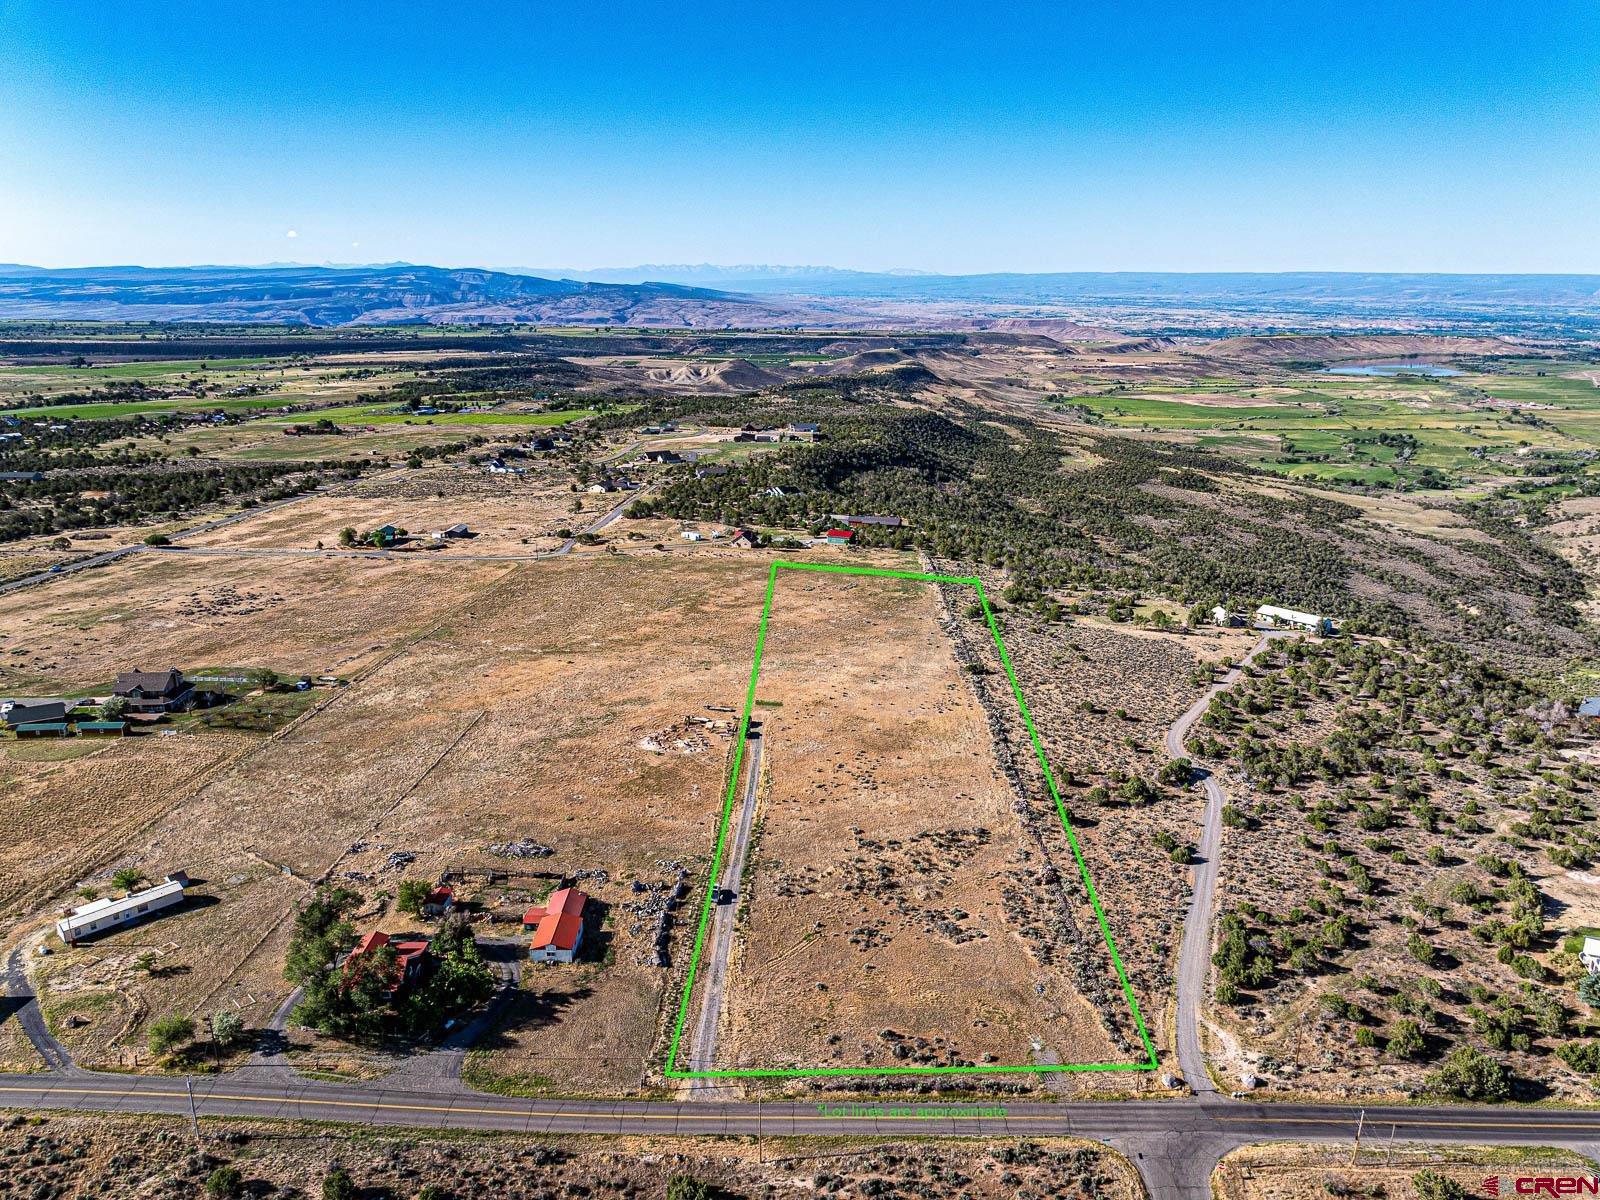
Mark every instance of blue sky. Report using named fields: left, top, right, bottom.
left=1, top=0, right=1596, bottom=273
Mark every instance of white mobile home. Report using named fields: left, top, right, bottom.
left=1255, top=605, right=1335, bottom=635
left=55, top=875, right=188, bottom=945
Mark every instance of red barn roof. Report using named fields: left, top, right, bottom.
left=824, top=528, right=854, bottom=540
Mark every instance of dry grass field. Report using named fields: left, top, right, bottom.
left=0, top=551, right=515, bottom=693
left=1213, top=1142, right=1591, bottom=1200
left=713, top=569, right=1126, bottom=1080
left=0, top=1112, right=1141, bottom=1200
left=181, top=465, right=587, bottom=554
left=11, top=552, right=770, bottom=1085
left=0, top=731, right=253, bottom=915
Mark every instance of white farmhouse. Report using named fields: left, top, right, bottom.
left=1255, top=605, right=1335, bottom=635
left=55, top=875, right=189, bottom=945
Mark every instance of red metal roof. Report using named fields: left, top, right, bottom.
left=352, top=930, right=389, bottom=955
left=532, top=912, right=583, bottom=952
left=523, top=887, right=587, bottom=928
left=824, top=528, right=854, bottom=539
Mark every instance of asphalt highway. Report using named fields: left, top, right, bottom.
left=0, top=1071, right=1595, bottom=1200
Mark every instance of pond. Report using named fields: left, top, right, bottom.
left=1323, top=363, right=1464, bottom=377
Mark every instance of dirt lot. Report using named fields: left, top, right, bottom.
left=711, top=569, right=1127, bottom=1083
left=0, top=1112, right=1140, bottom=1200
left=0, top=550, right=515, bottom=693
left=1213, top=1141, right=1591, bottom=1200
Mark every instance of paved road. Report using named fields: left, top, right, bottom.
left=0, top=1071, right=1594, bottom=1198
left=1167, top=633, right=1283, bottom=1094
left=684, top=729, right=764, bottom=1081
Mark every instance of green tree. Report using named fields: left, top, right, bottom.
left=338, top=526, right=356, bottom=547
left=211, top=1009, right=244, bottom=1048
left=206, top=1164, right=245, bottom=1198
left=111, top=867, right=143, bottom=893
left=100, top=695, right=128, bottom=720
left=1578, top=973, right=1600, bottom=1010
left=396, top=879, right=432, bottom=916
left=143, top=532, right=171, bottom=546
left=323, top=1166, right=356, bottom=1200
left=147, top=1013, right=195, bottom=1057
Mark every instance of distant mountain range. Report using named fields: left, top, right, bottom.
left=0, top=263, right=810, bottom=328
left=0, top=263, right=1597, bottom=332
left=528, top=265, right=1600, bottom=309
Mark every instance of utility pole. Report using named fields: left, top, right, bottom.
left=1384, top=1122, right=1397, bottom=1166
left=1349, top=1107, right=1365, bottom=1166
left=185, top=1077, right=202, bottom=1143
left=757, top=1098, right=764, bottom=1164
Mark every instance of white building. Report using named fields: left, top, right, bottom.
left=1581, top=935, right=1600, bottom=975
left=1210, top=606, right=1244, bottom=628
left=55, top=875, right=188, bottom=945
left=1255, top=605, right=1335, bottom=635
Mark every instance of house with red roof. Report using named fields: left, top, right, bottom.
left=523, top=886, right=588, bottom=964
left=343, top=930, right=432, bottom=997
left=823, top=528, right=854, bottom=546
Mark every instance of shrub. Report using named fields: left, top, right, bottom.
left=1386, top=1018, right=1425, bottom=1061
left=1426, top=1046, right=1510, bottom=1101
left=1557, top=1041, right=1600, bottom=1074
left=143, top=532, right=171, bottom=546
left=1578, top=973, right=1600, bottom=1010
left=666, top=1176, right=717, bottom=1200
left=323, top=1167, right=356, bottom=1200
left=206, top=1165, right=244, bottom=1198
left=1412, top=1169, right=1467, bottom=1200
left=112, top=868, right=143, bottom=893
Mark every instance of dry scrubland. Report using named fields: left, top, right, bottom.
left=1197, top=634, right=1600, bottom=1100
left=19, top=553, right=767, bottom=1083
left=716, top=570, right=1119, bottom=1079
left=1213, top=1143, right=1592, bottom=1200
left=0, top=1113, right=1139, bottom=1200
left=930, top=563, right=1250, bottom=1087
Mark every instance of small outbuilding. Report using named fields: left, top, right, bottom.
left=421, top=884, right=455, bottom=918
left=1578, top=697, right=1600, bottom=721
left=824, top=528, right=854, bottom=546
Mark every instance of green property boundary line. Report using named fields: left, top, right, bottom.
left=663, top=559, right=1160, bottom=1079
